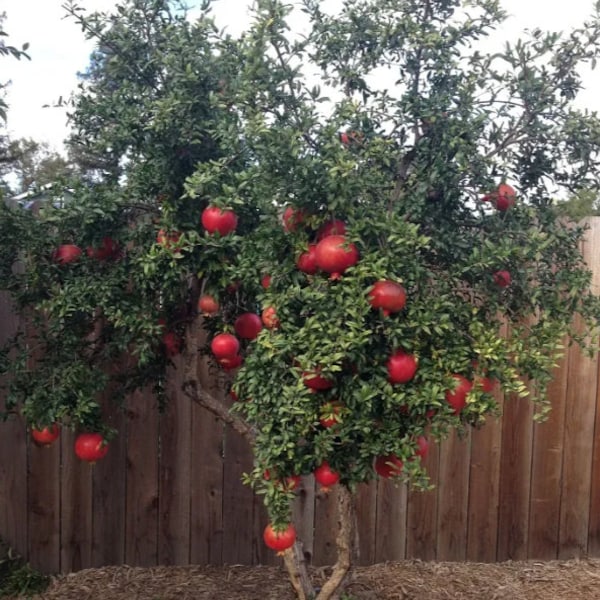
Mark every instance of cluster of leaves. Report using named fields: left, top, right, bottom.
left=0, top=538, right=49, bottom=598
left=0, top=0, right=600, bottom=534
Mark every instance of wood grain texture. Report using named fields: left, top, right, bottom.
left=158, top=358, right=192, bottom=566
left=374, top=479, right=407, bottom=562
left=437, top=429, right=471, bottom=561
left=125, top=389, right=159, bottom=567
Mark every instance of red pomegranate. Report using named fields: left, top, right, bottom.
left=445, top=374, right=472, bottom=414
left=210, top=333, right=240, bottom=359
left=314, top=235, right=359, bottom=279
left=198, top=294, right=219, bottom=316
left=316, top=219, right=347, bottom=240
left=234, top=313, right=263, bottom=340
left=375, top=455, right=404, bottom=478
left=296, top=244, right=318, bottom=274
left=156, top=229, right=181, bottom=249
left=282, top=206, right=306, bottom=232
left=263, top=523, right=296, bottom=553
left=201, top=206, right=238, bottom=235
left=53, top=244, right=82, bottom=264
left=31, top=424, right=60, bottom=446
left=218, top=355, right=243, bottom=371
left=368, top=281, right=407, bottom=315
left=493, top=270, right=511, bottom=287
left=74, top=433, right=109, bottom=463
left=314, top=461, right=340, bottom=491
left=495, top=183, right=516, bottom=211
left=261, top=274, right=272, bottom=289
left=303, top=368, right=334, bottom=391
left=86, top=237, right=120, bottom=261
left=416, top=436, right=429, bottom=459
left=387, top=350, right=418, bottom=384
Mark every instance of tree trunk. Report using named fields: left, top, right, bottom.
left=282, top=485, right=356, bottom=600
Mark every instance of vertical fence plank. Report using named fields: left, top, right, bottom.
left=406, top=440, right=439, bottom=560
left=437, top=429, right=471, bottom=561
left=497, top=391, right=534, bottom=561
left=221, top=419, right=254, bottom=564
left=467, top=400, right=504, bottom=562
left=0, top=294, right=27, bottom=558
left=374, top=481, right=407, bottom=562
left=588, top=356, right=600, bottom=554
left=313, top=486, right=340, bottom=566
left=158, top=359, right=192, bottom=565
left=528, top=355, right=568, bottom=560
left=60, top=428, right=93, bottom=572
left=125, top=388, right=159, bottom=566
left=190, top=356, right=224, bottom=565
left=91, top=397, right=126, bottom=567
left=355, top=481, right=378, bottom=565
left=559, top=221, right=600, bottom=558
left=27, top=438, right=61, bottom=573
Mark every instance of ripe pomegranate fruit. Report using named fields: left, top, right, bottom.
left=218, top=355, right=243, bottom=371
left=263, top=523, right=296, bottom=553
left=86, top=237, right=119, bottom=261
left=201, top=206, right=238, bottom=235
left=74, top=433, right=109, bottom=463
left=210, top=333, right=240, bottom=359
left=234, top=313, right=263, bottom=340
left=31, top=424, right=60, bottom=446
left=387, top=350, right=418, bottom=384
left=445, top=374, right=472, bottom=414
left=314, top=235, right=359, bottom=279
left=303, top=368, right=333, bottom=391
left=368, top=280, right=407, bottom=315
left=375, top=455, right=404, bottom=478
left=198, top=294, right=219, bottom=316
left=495, top=183, right=516, bottom=211
left=261, top=306, right=280, bottom=329
left=261, top=274, right=272, bottom=289
left=282, top=206, right=306, bottom=232
left=53, top=244, right=82, bottom=264
left=296, top=244, right=318, bottom=274
left=493, top=270, right=511, bottom=287
left=316, top=219, right=347, bottom=240
left=416, top=436, right=429, bottom=459
left=314, top=461, right=340, bottom=491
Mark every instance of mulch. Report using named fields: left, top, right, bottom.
left=25, top=558, right=600, bottom=599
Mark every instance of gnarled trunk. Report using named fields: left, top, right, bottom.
left=283, top=485, right=356, bottom=600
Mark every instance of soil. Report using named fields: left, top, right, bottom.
left=25, top=558, right=600, bottom=599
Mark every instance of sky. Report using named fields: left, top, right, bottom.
left=1, top=0, right=599, bottom=153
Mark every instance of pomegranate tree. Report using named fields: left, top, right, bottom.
left=2, top=1, right=600, bottom=600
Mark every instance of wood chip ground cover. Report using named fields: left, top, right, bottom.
left=24, top=558, right=600, bottom=599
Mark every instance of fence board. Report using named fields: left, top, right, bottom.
left=528, top=357, right=568, bottom=559
left=158, top=360, right=192, bottom=566
left=355, top=481, right=378, bottom=565
left=374, top=480, right=407, bottom=562
left=291, top=476, right=316, bottom=565
left=91, top=397, right=126, bottom=567
left=60, top=429, right=93, bottom=572
left=497, top=392, right=534, bottom=560
left=27, top=437, right=61, bottom=573
left=125, top=388, right=159, bottom=566
left=313, top=486, right=340, bottom=565
left=437, top=429, right=471, bottom=561
left=467, top=410, right=503, bottom=562
left=406, top=440, right=439, bottom=560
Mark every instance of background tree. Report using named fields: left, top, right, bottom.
left=555, top=188, right=600, bottom=219
left=1, top=1, right=600, bottom=599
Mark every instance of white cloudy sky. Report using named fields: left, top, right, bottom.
left=1, top=0, right=599, bottom=152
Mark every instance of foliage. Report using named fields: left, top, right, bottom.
left=1, top=0, right=600, bottom=597
left=0, top=539, right=49, bottom=598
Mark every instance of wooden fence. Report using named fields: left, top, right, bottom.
left=1, top=219, right=600, bottom=574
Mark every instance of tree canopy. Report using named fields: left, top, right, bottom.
left=1, top=1, right=600, bottom=597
